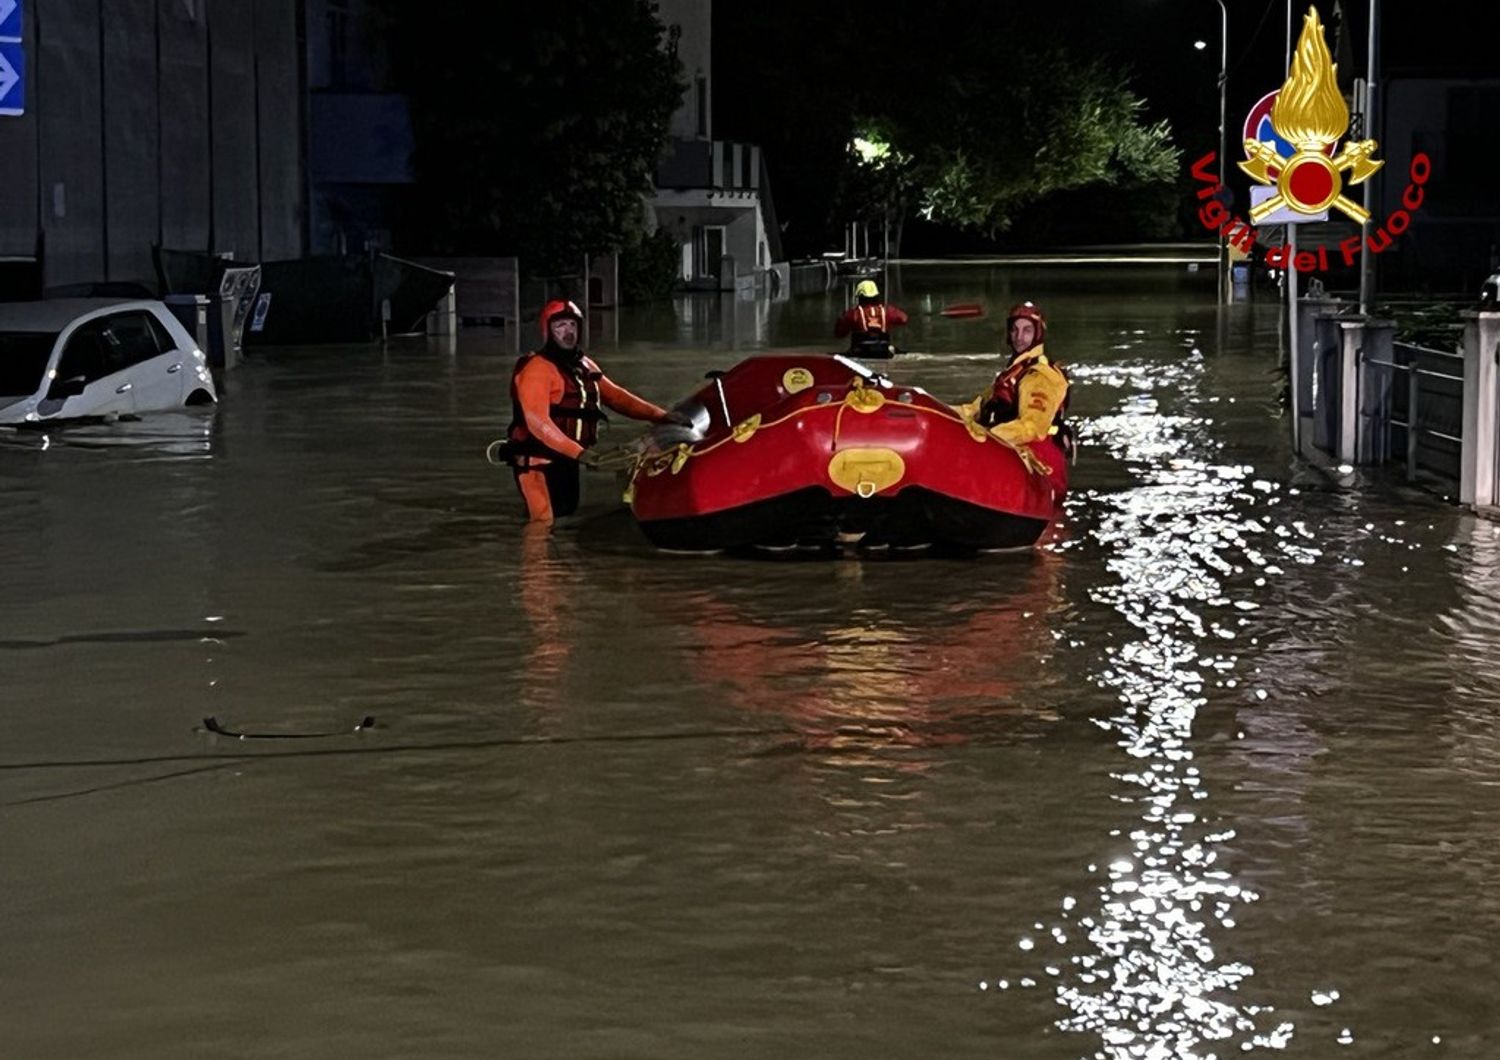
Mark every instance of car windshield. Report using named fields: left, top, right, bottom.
left=0, top=331, right=58, bottom=400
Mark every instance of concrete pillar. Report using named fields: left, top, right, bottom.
left=1337, top=321, right=1360, bottom=465
left=1300, top=297, right=1344, bottom=457
left=1340, top=317, right=1394, bottom=465
left=426, top=283, right=456, bottom=335
left=1460, top=311, right=1500, bottom=508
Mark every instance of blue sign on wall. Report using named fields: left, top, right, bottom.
left=0, top=0, right=22, bottom=41
left=0, top=42, right=24, bottom=117
left=0, top=0, right=22, bottom=119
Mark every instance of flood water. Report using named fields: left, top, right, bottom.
left=4, top=265, right=1499, bottom=1058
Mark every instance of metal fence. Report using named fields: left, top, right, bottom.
left=1364, top=342, right=1465, bottom=487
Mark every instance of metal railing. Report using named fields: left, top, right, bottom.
left=1362, top=342, right=1465, bottom=483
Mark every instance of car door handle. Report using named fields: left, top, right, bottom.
left=167, top=363, right=182, bottom=374
left=115, top=382, right=133, bottom=394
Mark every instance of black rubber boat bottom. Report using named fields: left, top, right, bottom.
left=637, top=487, right=1049, bottom=552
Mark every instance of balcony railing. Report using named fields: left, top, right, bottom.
left=655, top=139, right=760, bottom=192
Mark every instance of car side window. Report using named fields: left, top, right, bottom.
left=100, top=312, right=169, bottom=369
left=146, top=313, right=178, bottom=353
left=54, top=320, right=113, bottom=385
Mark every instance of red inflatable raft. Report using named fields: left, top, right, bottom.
left=626, top=355, right=1068, bottom=552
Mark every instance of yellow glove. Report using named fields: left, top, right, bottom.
left=951, top=394, right=984, bottom=422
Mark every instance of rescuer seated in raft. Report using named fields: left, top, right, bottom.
left=953, top=300, right=1073, bottom=464
left=494, top=299, right=685, bottom=525
left=834, top=279, right=909, bottom=358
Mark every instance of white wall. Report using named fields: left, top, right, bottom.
left=653, top=190, right=773, bottom=287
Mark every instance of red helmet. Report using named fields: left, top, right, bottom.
left=539, top=299, right=584, bottom=340
left=1005, top=301, right=1047, bottom=350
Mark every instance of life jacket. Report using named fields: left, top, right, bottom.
left=979, top=349, right=1074, bottom=457
left=855, top=303, right=888, bottom=337
left=504, top=348, right=607, bottom=461
left=849, top=303, right=893, bottom=355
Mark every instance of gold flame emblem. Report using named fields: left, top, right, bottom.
left=1241, top=5, right=1382, bottom=223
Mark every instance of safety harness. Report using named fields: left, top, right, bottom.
left=498, top=348, right=608, bottom=467
left=978, top=349, right=1074, bottom=461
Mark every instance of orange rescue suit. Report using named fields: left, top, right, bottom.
left=506, top=349, right=668, bottom=523
left=507, top=349, right=667, bottom=464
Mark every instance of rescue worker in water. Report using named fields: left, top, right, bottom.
left=834, top=279, right=908, bottom=357
left=500, top=299, right=682, bottom=524
left=954, top=300, right=1072, bottom=466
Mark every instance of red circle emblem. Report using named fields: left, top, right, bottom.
left=1286, top=158, right=1334, bottom=206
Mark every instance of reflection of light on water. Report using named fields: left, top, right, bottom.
left=1049, top=357, right=1310, bottom=1056
left=0, top=411, right=217, bottom=459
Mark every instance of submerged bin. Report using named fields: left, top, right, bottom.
left=217, top=265, right=261, bottom=369
left=162, top=265, right=261, bottom=373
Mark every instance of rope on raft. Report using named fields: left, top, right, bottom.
left=626, top=376, right=1054, bottom=480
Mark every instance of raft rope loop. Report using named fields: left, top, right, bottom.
left=626, top=376, right=1054, bottom=481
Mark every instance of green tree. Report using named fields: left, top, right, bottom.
left=391, top=1, right=684, bottom=269
left=619, top=228, right=682, bottom=304
left=836, top=122, right=919, bottom=257
left=850, top=51, right=1179, bottom=246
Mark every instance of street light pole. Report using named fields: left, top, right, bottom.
left=1215, top=0, right=1229, bottom=305
left=1358, top=0, right=1379, bottom=316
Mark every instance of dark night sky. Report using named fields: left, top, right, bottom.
left=720, top=1, right=1496, bottom=155
left=713, top=1, right=1498, bottom=251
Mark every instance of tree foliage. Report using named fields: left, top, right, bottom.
left=390, top=1, right=683, bottom=269
left=619, top=228, right=682, bottom=304
left=849, top=52, right=1180, bottom=240
left=718, top=0, right=1185, bottom=251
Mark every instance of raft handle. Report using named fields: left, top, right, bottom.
left=705, top=370, right=733, bottom=429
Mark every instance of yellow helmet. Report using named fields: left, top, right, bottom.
left=854, top=280, right=880, bottom=299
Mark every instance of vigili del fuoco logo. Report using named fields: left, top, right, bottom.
left=1189, top=5, right=1431, bottom=274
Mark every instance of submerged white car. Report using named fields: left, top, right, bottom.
left=0, top=299, right=217, bottom=426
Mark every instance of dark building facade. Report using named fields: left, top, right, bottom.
left=1376, top=77, right=1499, bottom=293
left=302, top=0, right=413, bottom=256
left=0, top=0, right=303, bottom=293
